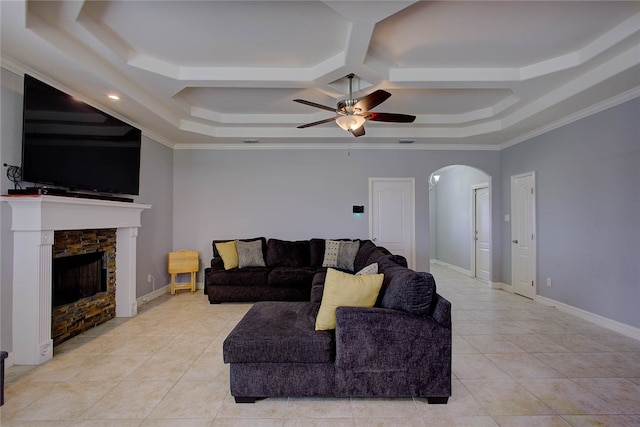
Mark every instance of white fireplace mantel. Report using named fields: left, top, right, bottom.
left=1, top=195, right=151, bottom=365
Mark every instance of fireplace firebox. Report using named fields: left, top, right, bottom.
left=52, top=251, right=107, bottom=308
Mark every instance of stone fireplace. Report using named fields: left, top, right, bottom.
left=51, top=229, right=117, bottom=346
left=1, top=195, right=151, bottom=365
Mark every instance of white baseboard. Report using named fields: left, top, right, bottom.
left=432, top=262, right=640, bottom=343
left=536, top=295, right=640, bottom=342
left=136, top=284, right=170, bottom=307
left=136, top=281, right=205, bottom=307
left=491, top=281, right=512, bottom=292
left=430, top=259, right=471, bottom=276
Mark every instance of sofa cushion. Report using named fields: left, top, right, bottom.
left=377, top=254, right=402, bottom=274
left=310, top=270, right=327, bottom=304
left=376, top=264, right=407, bottom=306
left=207, top=267, right=270, bottom=286
left=390, top=254, right=408, bottom=268
left=381, top=270, right=436, bottom=316
left=266, top=239, right=310, bottom=268
left=309, top=238, right=326, bottom=268
left=268, top=267, right=317, bottom=288
left=365, top=246, right=392, bottom=266
left=215, top=241, right=238, bottom=270
left=315, top=268, right=383, bottom=331
left=236, top=239, right=266, bottom=268
left=353, top=240, right=377, bottom=272
left=223, top=301, right=334, bottom=364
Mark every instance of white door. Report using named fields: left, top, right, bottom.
left=369, top=178, right=415, bottom=269
left=472, top=184, right=491, bottom=282
left=511, top=172, right=536, bottom=299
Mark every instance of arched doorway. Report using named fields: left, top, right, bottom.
left=429, top=165, right=492, bottom=282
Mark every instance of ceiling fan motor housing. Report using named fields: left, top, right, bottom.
left=337, top=98, right=360, bottom=115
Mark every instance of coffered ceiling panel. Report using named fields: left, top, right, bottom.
left=369, top=1, right=639, bottom=67
left=87, top=1, right=350, bottom=68
left=1, top=0, right=638, bottom=148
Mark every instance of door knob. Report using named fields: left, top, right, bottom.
left=512, top=239, right=518, bottom=244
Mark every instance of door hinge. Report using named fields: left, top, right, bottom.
left=531, top=280, right=534, bottom=287
left=531, top=188, right=534, bottom=194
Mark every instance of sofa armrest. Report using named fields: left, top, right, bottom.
left=210, top=257, right=224, bottom=271
left=429, top=293, right=452, bottom=329
left=334, top=306, right=451, bottom=371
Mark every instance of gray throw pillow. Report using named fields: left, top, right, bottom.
left=236, top=239, right=266, bottom=268
left=337, top=240, right=360, bottom=271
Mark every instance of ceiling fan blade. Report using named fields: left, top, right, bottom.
left=353, top=90, right=391, bottom=112
left=349, top=124, right=365, bottom=137
left=293, top=99, right=338, bottom=113
left=366, top=112, right=416, bottom=123
left=297, top=116, right=340, bottom=129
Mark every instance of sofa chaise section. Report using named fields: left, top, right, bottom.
left=222, top=251, right=452, bottom=403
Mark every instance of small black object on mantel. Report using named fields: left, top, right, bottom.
left=3, top=163, right=22, bottom=190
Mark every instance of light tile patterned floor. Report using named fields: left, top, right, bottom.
left=2, top=265, right=639, bottom=426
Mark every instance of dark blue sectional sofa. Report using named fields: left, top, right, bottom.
left=210, top=238, right=452, bottom=403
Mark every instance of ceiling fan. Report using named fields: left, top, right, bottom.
left=294, top=74, right=416, bottom=137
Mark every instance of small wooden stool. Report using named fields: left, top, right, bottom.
left=168, top=250, right=199, bottom=295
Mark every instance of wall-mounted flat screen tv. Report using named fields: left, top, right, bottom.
left=21, top=74, right=141, bottom=196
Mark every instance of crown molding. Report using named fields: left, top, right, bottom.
left=173, top=142, right=501, bottom=151
left=500, top=86, right=640, bottom=150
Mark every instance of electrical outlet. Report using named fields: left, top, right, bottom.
left=147, top=274, right=153, bottom=283
left=546, top=277, right=552, bottom=287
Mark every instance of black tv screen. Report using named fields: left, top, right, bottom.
left=22, top=75, right=141, bottom=196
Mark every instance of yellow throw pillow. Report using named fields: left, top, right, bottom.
left=315, top=268, right=384, bottom=331
left=215, top=241, right=238, bottom=270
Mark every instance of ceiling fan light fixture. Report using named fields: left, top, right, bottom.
left=335, top=114, right=365, bottom=131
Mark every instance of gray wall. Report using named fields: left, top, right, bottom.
left=136, top=135, right=174, bottom=297
left=431, top=165, right=490, bottom=271
left=500, top=98, right=640, bottom=328
left=0, top=68, right=174, bottom=353
left=0, top=68, right=23, bottom=353
left=173, top=148, right=502, bottom=281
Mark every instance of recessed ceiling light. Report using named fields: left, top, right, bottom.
left=107, top=94, right=120, bottom=100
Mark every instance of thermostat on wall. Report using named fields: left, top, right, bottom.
left=353, top=205, right=364, bottom=214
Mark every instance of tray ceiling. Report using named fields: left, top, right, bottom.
left=1, top=1, right=639, bottom=148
